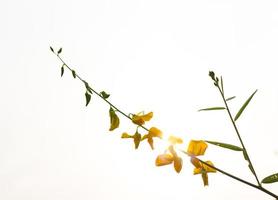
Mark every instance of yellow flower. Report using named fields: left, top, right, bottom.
left=187, top=140, right=208, bottom=156
left=155, top=145, right=183, bottom=173
left=168, top=135, right=183, bottom=145
left=191, top=157, right=216, bottom=186
left=155, top=153, right=174, bottom=166
left=132, top=112, right=153, bottom=126
left=142, top=127, right=163, bottom=149
left=121, top=131, right=142, bottom=149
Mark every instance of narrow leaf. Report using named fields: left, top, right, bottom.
left=85, top=92, right=91, bottom=106
left=262, top=173, right=278, bottom=184
left=50, top=46, right=54, bottom=52
left=84, top=81, right=92, bottom=94
left=57, top=48, right=62, bottom=54
left=226, top=96, right=236, bottom=101
left=100, top=91, right=110, bottom=99
left=243, top=150, right=248, bottom=161
left=72, top=70, right=76, bottom=78
left=206, top=140, right=243, bottom=151
left=109, top=107, right=120, bottom=131
left=61, top=66, right=64, bottom=77
left=234, top=90, right=258, bottom=121
left=248, top=164, right=256, bottom=176
left=198, top=107, right=225, bottom=111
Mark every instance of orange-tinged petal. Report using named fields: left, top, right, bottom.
left=193, top=167, right=202, bottom=175
left=191, top=157, right=201, bottom=168
left=187, top=140, right=208, bottom=156
left=168, top=135, right=183, bottom=145
left=132, top=116, right=145, bottom=125
left=131, top=112, right=153, bottom=125
left=149, top=127, right=163, bottom=138
left=174, top=156, right=183, bottom=173
left=155, top=154, right=174, bottom=166
left=147, top=137, right=154, bottom=150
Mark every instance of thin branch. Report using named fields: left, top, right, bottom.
left=217, top=85, right=261, bottom=186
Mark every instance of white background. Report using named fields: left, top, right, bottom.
left=0, top=0, right=278, bottom=199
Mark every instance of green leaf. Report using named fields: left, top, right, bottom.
left=206, top=140, right=243, bottom=151
left=198, top=107, right=225, bottom=111
left=109, top=107, right=120, bottom=131
left=226, top=96, right=236, bottom=101
left=100, top=91, right=110, bottom=99
left=248, top=164, right=256, bottom=176
left=72, top=70, right=76, bottom=78
left=50, top=46, right=54, bottom=52
left=234, top=90, right=257, bottom=121
left=85, top=92, right=91, bottom=106
left=262, top=173, right=278, bottom=184
left=83, top=81, right=92, bottom=94
left=57, top=48, right=62, bottom=54
left=61, top=66, right=64, bottom=77
left=243, top=150, right=248, bottom=160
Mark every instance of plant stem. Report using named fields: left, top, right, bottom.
left=53, top=52, right=149, bottom=132
left=52, top=52, right=277, bottom=199
left=217, top=85, right=261, bottom=187
left=187, top=153, right=278, bottom=199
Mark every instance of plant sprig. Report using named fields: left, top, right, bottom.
left=50, top=47, right=278, bottom=199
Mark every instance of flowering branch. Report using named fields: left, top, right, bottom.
left=50, top=47, right=278, bottom=199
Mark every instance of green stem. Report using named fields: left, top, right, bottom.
left=217, top=85, right=261, bottom=187
left=54, top=52, right=149, bottom=132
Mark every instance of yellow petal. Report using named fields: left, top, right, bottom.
left=174, top=156, right=183, bottom=173
left=131, top=112, right=153, bottom=125
left=149, top=127, right=163, bottom=138
left=133, top=132, right=141, bottom=149
left=201, top=172, right=209, bottom=186
left=131, top=115, right=145, bottom=126
left=168, top=135, right=183, bottom=145
left=193, top=166, right=203, bottom=175
left=202, top=161, right=217, bottom=173
left=190, top=157, right=201, bottom=168
left=155, top=153, right=174, bottom=166
left=141, top=112, right=153, bottom=121
left=121, top=133, right=133, bottom=138
left=147, top=137, right=154, bottom=149
left=187, top=140, right=208, bottom=156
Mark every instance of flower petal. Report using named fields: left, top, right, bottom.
left=149, top=127, right=163, bottom=138
left=133, top=132, right=141, bottom=149
left=201, top=172, right=209, bottom=186
left=168, top=135, right=183, bottom=145
left=121, top=133, right=133, bottom=138
left=187, top=140, right=208, bottom=156
left=155, top=154, right=174, bottom=166
left=202, top=161, right=217, bottom=173
left=190, top=157, right=201, bottom=168
left=174, top=156, right=183, bottom=173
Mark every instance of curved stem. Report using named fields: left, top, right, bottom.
left=217, top=85, right=261, bottom=186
